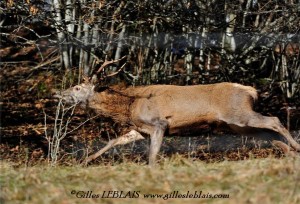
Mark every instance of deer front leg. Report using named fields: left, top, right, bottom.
left=84, top=130, right=145, bottom=165
left=149, top=120, right=168, bottom=166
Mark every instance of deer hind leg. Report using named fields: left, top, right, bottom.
left=228, top=124, right=295, bottom=155
left=246, top=112, right=300, bottom=152
left=272, top=140, right=297, bottom=157
left=84, top=130, right=145, bottom=165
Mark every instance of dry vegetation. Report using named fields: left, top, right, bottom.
left=1, top=156, right=300, bottom=204
left=1, top=1, right=300, bottom=204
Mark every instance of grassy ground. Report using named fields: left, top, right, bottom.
left=1, top=156, right=300, bottom=204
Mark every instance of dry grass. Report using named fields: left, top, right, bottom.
left=1, top=156, right=300, bottom=204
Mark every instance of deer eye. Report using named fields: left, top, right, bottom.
left=75, top=87, right=80, bottom=91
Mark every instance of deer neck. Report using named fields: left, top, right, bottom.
left=88, top=89, right=134, bottom=124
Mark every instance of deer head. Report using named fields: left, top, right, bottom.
left=54, top=56, right=126, bottom=107
left=54, top=82, right=95, bottom=107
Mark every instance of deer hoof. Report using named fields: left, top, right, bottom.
left=272, top=140, right=299, bottom=157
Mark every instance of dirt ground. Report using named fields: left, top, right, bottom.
left=1, top=64, right=300, bottom=166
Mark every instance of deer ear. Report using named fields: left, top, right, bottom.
left=83, top=75, right=90, bottom=83
left=90, top=75, right=98, bottom=85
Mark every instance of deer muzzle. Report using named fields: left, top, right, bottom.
left=53, top=91, right=75, bottom=104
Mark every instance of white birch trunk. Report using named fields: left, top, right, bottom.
left=114, top=25, right=126, bottom=62
left=200, top=27, right=207, bottom=68
left=223, top=2, right=236, bottom=53
left=65, top=0, right=75, bottom=67
left=185, top=51, right=192, bottom=83
left=52, top=0, right=70, bottom=69
left=83, top=22, right=90, bottom=75
left=281, top=54, right=292, bottom=98
left=243, top=0, right=252, bottom=27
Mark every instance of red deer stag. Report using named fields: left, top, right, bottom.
left=54, top=59, right=300, bottom=166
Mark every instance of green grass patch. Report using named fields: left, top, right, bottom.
left=1, top=156, right=299, bottom=204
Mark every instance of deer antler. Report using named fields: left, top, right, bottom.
left=96, top=56, right=126, bottom=74
left=105, top=61, right=127, bottom=78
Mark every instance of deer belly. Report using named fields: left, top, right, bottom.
left=166, top=113, right=217, bottom=135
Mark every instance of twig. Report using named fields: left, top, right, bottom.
left=32, top=55, right=60, bottom=70
left=66, top=114, right=101, bottom=134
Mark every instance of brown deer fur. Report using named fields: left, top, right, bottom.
left=88, top=88, right=134, bottom=124
left=55, top=82, right=300, bottom=165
